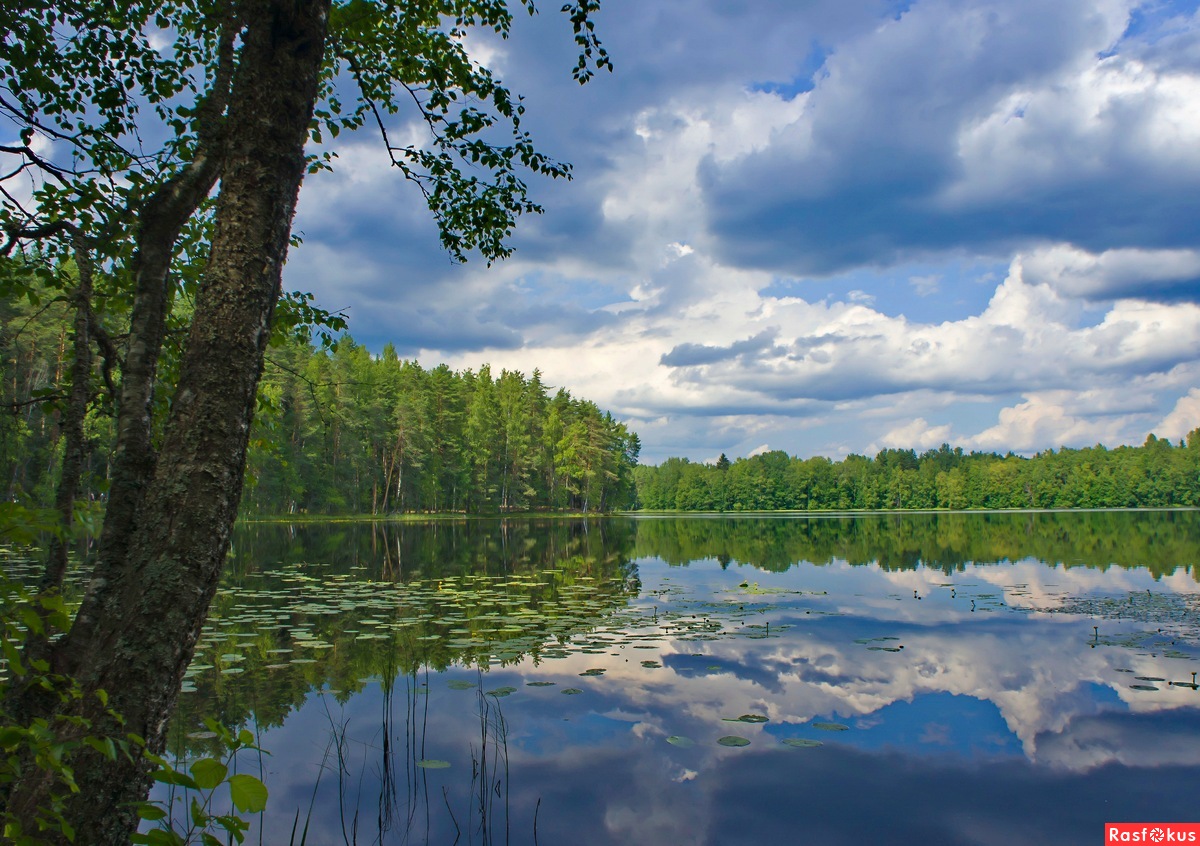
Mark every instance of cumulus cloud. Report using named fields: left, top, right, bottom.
left=966, top=395, right=1128, bottom=453
left=878, top=418, right=954, bottom=451
left=654, top=262, right=1200, bottom=407
left=1155, top=388, right=1200, bottom=441
left=282, top=0, right=1200, bottom=463
left=701, top=0, right=1200, bottom=276
left=1021, top=244, right=1200, bottom=302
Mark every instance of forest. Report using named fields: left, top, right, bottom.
left=8, top=274, right=1198, bottom=520
left=1, top=280, right=641, bottom=517
left=634, top=435, right=1200, bottom=512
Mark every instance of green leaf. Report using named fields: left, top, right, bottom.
left=151, top=767, right=198, bottom=789
left=82, top=736, right=117, bottom=760
left=190, top=795, right=210, bottom=827
left=191, top=757, right=230, bottom=790
left=0, top=727, right=26, bottom=749
left=132, top=829, right=185, bottom=846
left=136, top=804, right=168, bottom=821
left=228, top=773, right=268, bottom=813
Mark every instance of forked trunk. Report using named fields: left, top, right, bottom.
left=4, top=0, right=330, bottom=840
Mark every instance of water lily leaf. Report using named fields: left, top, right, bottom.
left=812, top=722, right=849, bottom=731
left=486, top=686, right=517, bottom=697
left=526, top=681, right=556, bottom=687
left=579, top=668, right=606, bottom=677
left=447, top=680, right=476, bottom=690
left=722, top=714, right=768, bottom=724
left=416, top=759, right=451, bottom=769
left=717, top=735, right=750, bottom=747
left=782, top=738, right=823, bottom=748
left=1129, top=684, right=1159, bottom=691
left=665, top=735, right=695, bottom=748
left=561, top=688, right=583, bottom=695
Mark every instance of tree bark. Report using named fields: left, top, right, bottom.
left=62, top=9, right=237, bottom=670
left=39, top=236, right=95, bottom=594
left=4, top=0, right=331, bottom=840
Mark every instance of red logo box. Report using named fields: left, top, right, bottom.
left=1106, top=824, right=1200, bottom=843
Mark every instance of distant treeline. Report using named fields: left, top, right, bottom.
left=0, top=282, right=640, bottom=516
left=243, top=338, right=641, bottom=515
left=633, top=510, right=1200, bottom=577
left=634, top=435, right=1200, bottom=512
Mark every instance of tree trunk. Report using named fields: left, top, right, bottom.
left=5, top=0, right=330, bottom=840
left=61, top=11, right=235, bottom=666
left=40, top=237, right=95, bottom=594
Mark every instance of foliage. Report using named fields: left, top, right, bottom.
left=0, top=580, right=265, bottom=844
left=1, top=286, right=639, bottom=515
left=0, top=542, right=267, bottom=845
left=2, top=0, right=613, bottom=838
left=634, top=435, right=1200, bottom=512
left=632, top=509, right=1200, bottom=576
left=240, top=335, right=640, bottom=514
left=0, top=579, right=94, bottom=844
left=133, top=719, right=268, bottom=846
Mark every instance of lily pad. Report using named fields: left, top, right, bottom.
left=561, top=688, right=583, bottom=695
left=579, top=668, right=606, bottom=676
left=526, top=681, right=556, bottom=687
left=717, top=735, right=751, bottom=747
left=415, top=759, right=451, bottom=769
left=722, top=714, right=769, bottom=724
left=1129, top=684, right=1159, bottom=691
left=782, top=738, right=823, bottom=748
left=447, top=680, right=477, bottom=690
left=666, top=735, right=695, bottom=748
left=812, top=722, right=849, bottom=731
left=486, top=686, right=517, bottom=697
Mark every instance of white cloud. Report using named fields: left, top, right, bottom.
left=879, top=418, right=954, bottom=451
left=966, top=395, right=1127, bottom=453
left=909, top=274, right=941, bottom=297
left=1155, top=388, right=1200, bottom=441
left=1020, top=244, right=1200, bottom=302
left=284, top=0, right=1200, bottom=463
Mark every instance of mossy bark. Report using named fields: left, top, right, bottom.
left=4, top=0, right=331, bottom=840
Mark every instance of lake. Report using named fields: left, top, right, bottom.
left=161, top=511, right=1200, bottom=845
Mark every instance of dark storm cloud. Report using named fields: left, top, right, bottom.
left=660, top=330, right=784, bottom=367
left=700, top=0, right=1200, bottom=292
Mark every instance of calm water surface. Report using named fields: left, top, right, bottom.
left=163, top=512, right=1200, bottom=845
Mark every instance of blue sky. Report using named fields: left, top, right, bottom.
left=286, top=0, right=1200, bottom=464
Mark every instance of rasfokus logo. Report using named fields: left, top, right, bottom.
left=1106, top=823, right=1200, bottom=843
